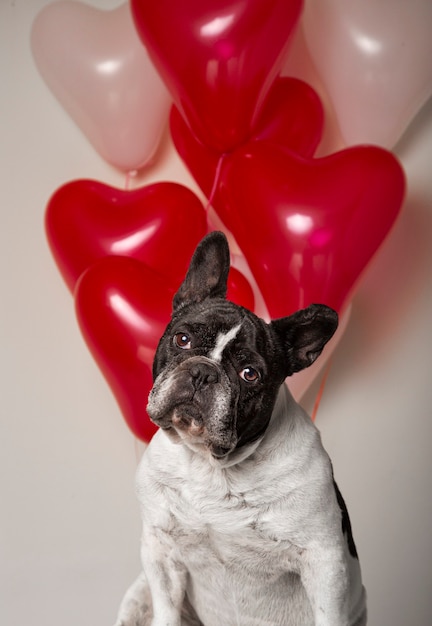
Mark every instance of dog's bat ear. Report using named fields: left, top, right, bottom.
left=173, top=231, right=230, bottom=311
left=271, top=304, right=338, bottom=376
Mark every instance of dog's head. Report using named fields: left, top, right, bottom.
left=147, top=232, right=338, bottom=460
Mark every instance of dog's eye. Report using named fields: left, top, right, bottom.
left=174, top=333, right=192, bottom=350
left=239, top=366, right=260, bottom=383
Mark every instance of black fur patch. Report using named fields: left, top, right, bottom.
left=333, top=480, right=358, bottom=559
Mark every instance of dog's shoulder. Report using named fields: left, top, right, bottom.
left=254, top=384, right=333, bottom=480
left=237, top=385, right=341, bottom=540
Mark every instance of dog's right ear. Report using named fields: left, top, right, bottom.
left=173, top=231, right=230, bottom=311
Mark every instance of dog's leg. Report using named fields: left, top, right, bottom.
left=140, top=523, right=188, bottom=626
left=114, top=569, right=201, bottom=626
left=114, top=571, right=152, bottom=626
left=300, top=545, right=350, bottom=626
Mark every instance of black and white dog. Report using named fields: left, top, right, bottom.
left=115, top=231, right=367, bottom=626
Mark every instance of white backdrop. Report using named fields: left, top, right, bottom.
left=1, top=1, right=432, bottom=625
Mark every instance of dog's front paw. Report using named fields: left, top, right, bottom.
left=114, top=600, right=152, bottom=626
left=114, top=574, right=153, bottom=626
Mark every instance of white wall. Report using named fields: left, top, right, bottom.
left=1, top=2, right=431, bottom=625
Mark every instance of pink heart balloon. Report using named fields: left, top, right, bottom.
left=31, top=1, right=171, bottom=172
left=302, top=0, right=432, bottom=147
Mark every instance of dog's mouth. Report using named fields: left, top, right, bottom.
left=154, top=403, right=235, bottom=459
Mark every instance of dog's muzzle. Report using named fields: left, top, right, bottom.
left=148, top=357, right=238, bottom=457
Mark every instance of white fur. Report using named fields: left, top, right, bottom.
left=208, top=323, right=242, bottom=363
left=115, top=385, right=366, bottom=626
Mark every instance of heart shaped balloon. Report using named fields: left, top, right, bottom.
left=302, top=0, right=432, bottom=147
left=45, top=178, right=255, bottom=309
left=131, top=0, right=303, bottom=151
left=45, top=179, right=207, bottom=293
left=31, top=2, right=171, bottom=171
left=217, top=142, right=405, bottom=318
left=170, top=76, right=324, bottom=199
left=75, top=256, right=172, bottom=441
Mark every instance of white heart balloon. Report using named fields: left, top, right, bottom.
left=31, top=1, right=171, bottom=172
left=302, top=0, right=432, bottom=148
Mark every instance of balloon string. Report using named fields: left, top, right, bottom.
left=311, top=359, right=333, bottom=422
left=205, top=153, right=226, bottom=212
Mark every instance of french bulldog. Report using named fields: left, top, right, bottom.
left=115, top=231, right=367, bottom=626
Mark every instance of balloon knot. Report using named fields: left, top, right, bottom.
left=125, top=170, right=138, bottom=191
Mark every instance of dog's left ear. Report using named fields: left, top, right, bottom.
left=271, top=304, right=338, bottom=376
left=173, top=231, right=230, bottom=311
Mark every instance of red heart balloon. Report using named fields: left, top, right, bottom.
left=170, top=76, right=324, bottom=199
left=45, top=178, right=254, bottom=309
left=217, top=143, right=405, bottom=318
left=75, top=256, right=254, bottom=442
left=45, top=179, right=207, bottom=293
left=75, top=256, right=172, bottom=442
left=131, top=0, right=303, bottom=151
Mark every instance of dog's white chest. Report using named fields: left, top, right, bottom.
left=157, top=468, right=303, bottom=573
left=129, top=390, right=366, bottom=626
left=139, top=447, right=309, bottom=624
left=136, top=407, right=334, bottom=625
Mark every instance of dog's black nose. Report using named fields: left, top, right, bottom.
left=190, top=362, right=219, bottom=388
